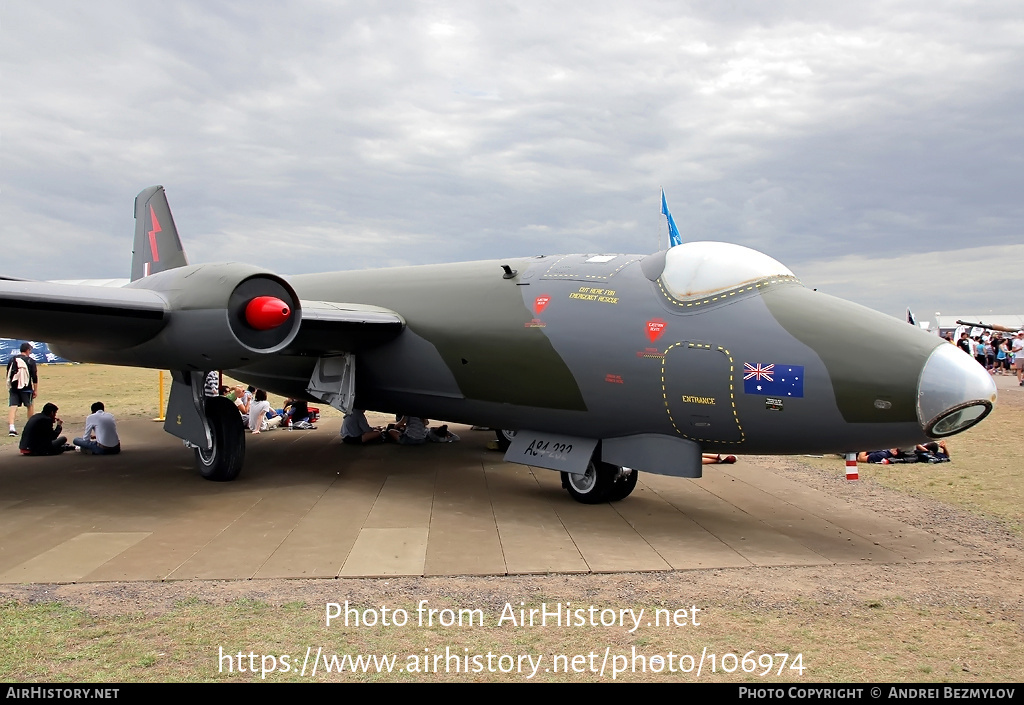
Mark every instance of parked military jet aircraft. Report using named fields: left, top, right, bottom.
left=0, top=187, right=997, bottom=502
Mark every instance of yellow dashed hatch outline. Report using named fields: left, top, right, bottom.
left=660, top=342, right=745, bottom=445
left=656, top=275, right=800, bottom=309
left=541, top=255, right=640, bottom=281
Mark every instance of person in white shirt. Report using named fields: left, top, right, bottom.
left=1012, top=331, right=1024, bottom=386
left=73, top=401, right=121, bottom=455
left=247, top=389, right=281, bottom=434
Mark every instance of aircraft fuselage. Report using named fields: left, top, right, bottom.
left=235, top=248, right=992, bottom=457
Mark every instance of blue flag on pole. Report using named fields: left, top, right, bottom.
left=661, top=190, right=682, bottom=247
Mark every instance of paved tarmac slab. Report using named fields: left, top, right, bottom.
left=0, top=419, right=977, bottom=583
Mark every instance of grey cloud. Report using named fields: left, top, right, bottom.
left=1, top=1, right=1020, bottom=317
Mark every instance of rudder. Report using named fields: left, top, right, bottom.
left=131, top=185, right=189, bottom=281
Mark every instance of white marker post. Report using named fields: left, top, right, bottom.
left=845, top=452, right=858, bottom=481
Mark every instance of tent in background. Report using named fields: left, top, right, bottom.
left=1, top=338, right=74, bottom=365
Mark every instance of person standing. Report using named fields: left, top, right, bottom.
left=995, top=337, right=1009, bottom=375
left=956, top=332, right=972, bottom=355
left=73, top=401, right=121, bottom=455
left=1012, top=332, right=1024, bottom=386
left=204, top=371, right=220, bottom=397
left=7, top=342, right=38, bottom=436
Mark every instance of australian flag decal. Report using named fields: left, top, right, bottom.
left=743, top=363, right=804, bottom=398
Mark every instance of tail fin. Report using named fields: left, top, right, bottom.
left=131, top=185, right=189, bottom=281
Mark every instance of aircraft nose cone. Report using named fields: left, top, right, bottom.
left=917, top=343, right=996, bottom=437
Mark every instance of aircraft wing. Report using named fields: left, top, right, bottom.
left=0, top=276, right=405, bottom=368
left=0, top=279, right=167, bottom=348
left=288, top=300, right=405, bottom=354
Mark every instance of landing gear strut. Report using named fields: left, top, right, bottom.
left=606, top=466, right=638, bottom=502
left=164, top=370, right=248, bottom=481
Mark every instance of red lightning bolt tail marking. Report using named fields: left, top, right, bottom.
left=148, top=205, right=162, bottom=263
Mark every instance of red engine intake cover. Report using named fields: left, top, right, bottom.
left=244, top=296, right=291, bottom=330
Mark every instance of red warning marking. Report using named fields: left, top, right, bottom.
left=604, top=373, right=624, bottom=384
left=645, top=318, right=666, bottom=342
left=635, top=347, right=665, bottom=359
left=148, top=205, right=162, bottom=263
left=534, top=295, right=551, bottom=315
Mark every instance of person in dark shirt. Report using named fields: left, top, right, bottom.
left=281, top=398, right=310, bottom=428
left=19, top=402, right=70, bottom=455
left=7, top=342, right=39, bottom=436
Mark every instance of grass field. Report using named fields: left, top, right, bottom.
left=2, top=594, right=1019, bottom=682
left=0, top=365, right=344, bottom=451
left=798, top=383, right=1023, bottom=534
left=2, top=364, right=1022, bottom=683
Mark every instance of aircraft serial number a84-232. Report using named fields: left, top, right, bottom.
left=0, top=187, right=997, bottom=503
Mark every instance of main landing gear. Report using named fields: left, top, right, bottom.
left=194, top=396, right=246, bottom=481
left=561, top=458, right=638, bottom=504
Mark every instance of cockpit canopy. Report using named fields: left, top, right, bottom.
left=660, top=241, right=798, bottom=301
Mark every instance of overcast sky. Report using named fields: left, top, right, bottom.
left=2, top=1, right=1021, bottom=321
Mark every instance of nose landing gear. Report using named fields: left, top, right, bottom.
left=561, top=459, right=637, bottom=504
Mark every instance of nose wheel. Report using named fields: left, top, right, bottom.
left=561, top=459, right=637, bottom=504
left=495, top=428, right=517, bottom=451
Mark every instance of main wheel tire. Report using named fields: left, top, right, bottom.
left=605, top=466, right=638, bottom=502
left=495, top=428, right=517, bottom=451
left=194, top=396, right=246, bottom=481
left=561, top=459, right=617, bottom=504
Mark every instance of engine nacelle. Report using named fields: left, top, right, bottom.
left=120, top=263, right=302, bottom=370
